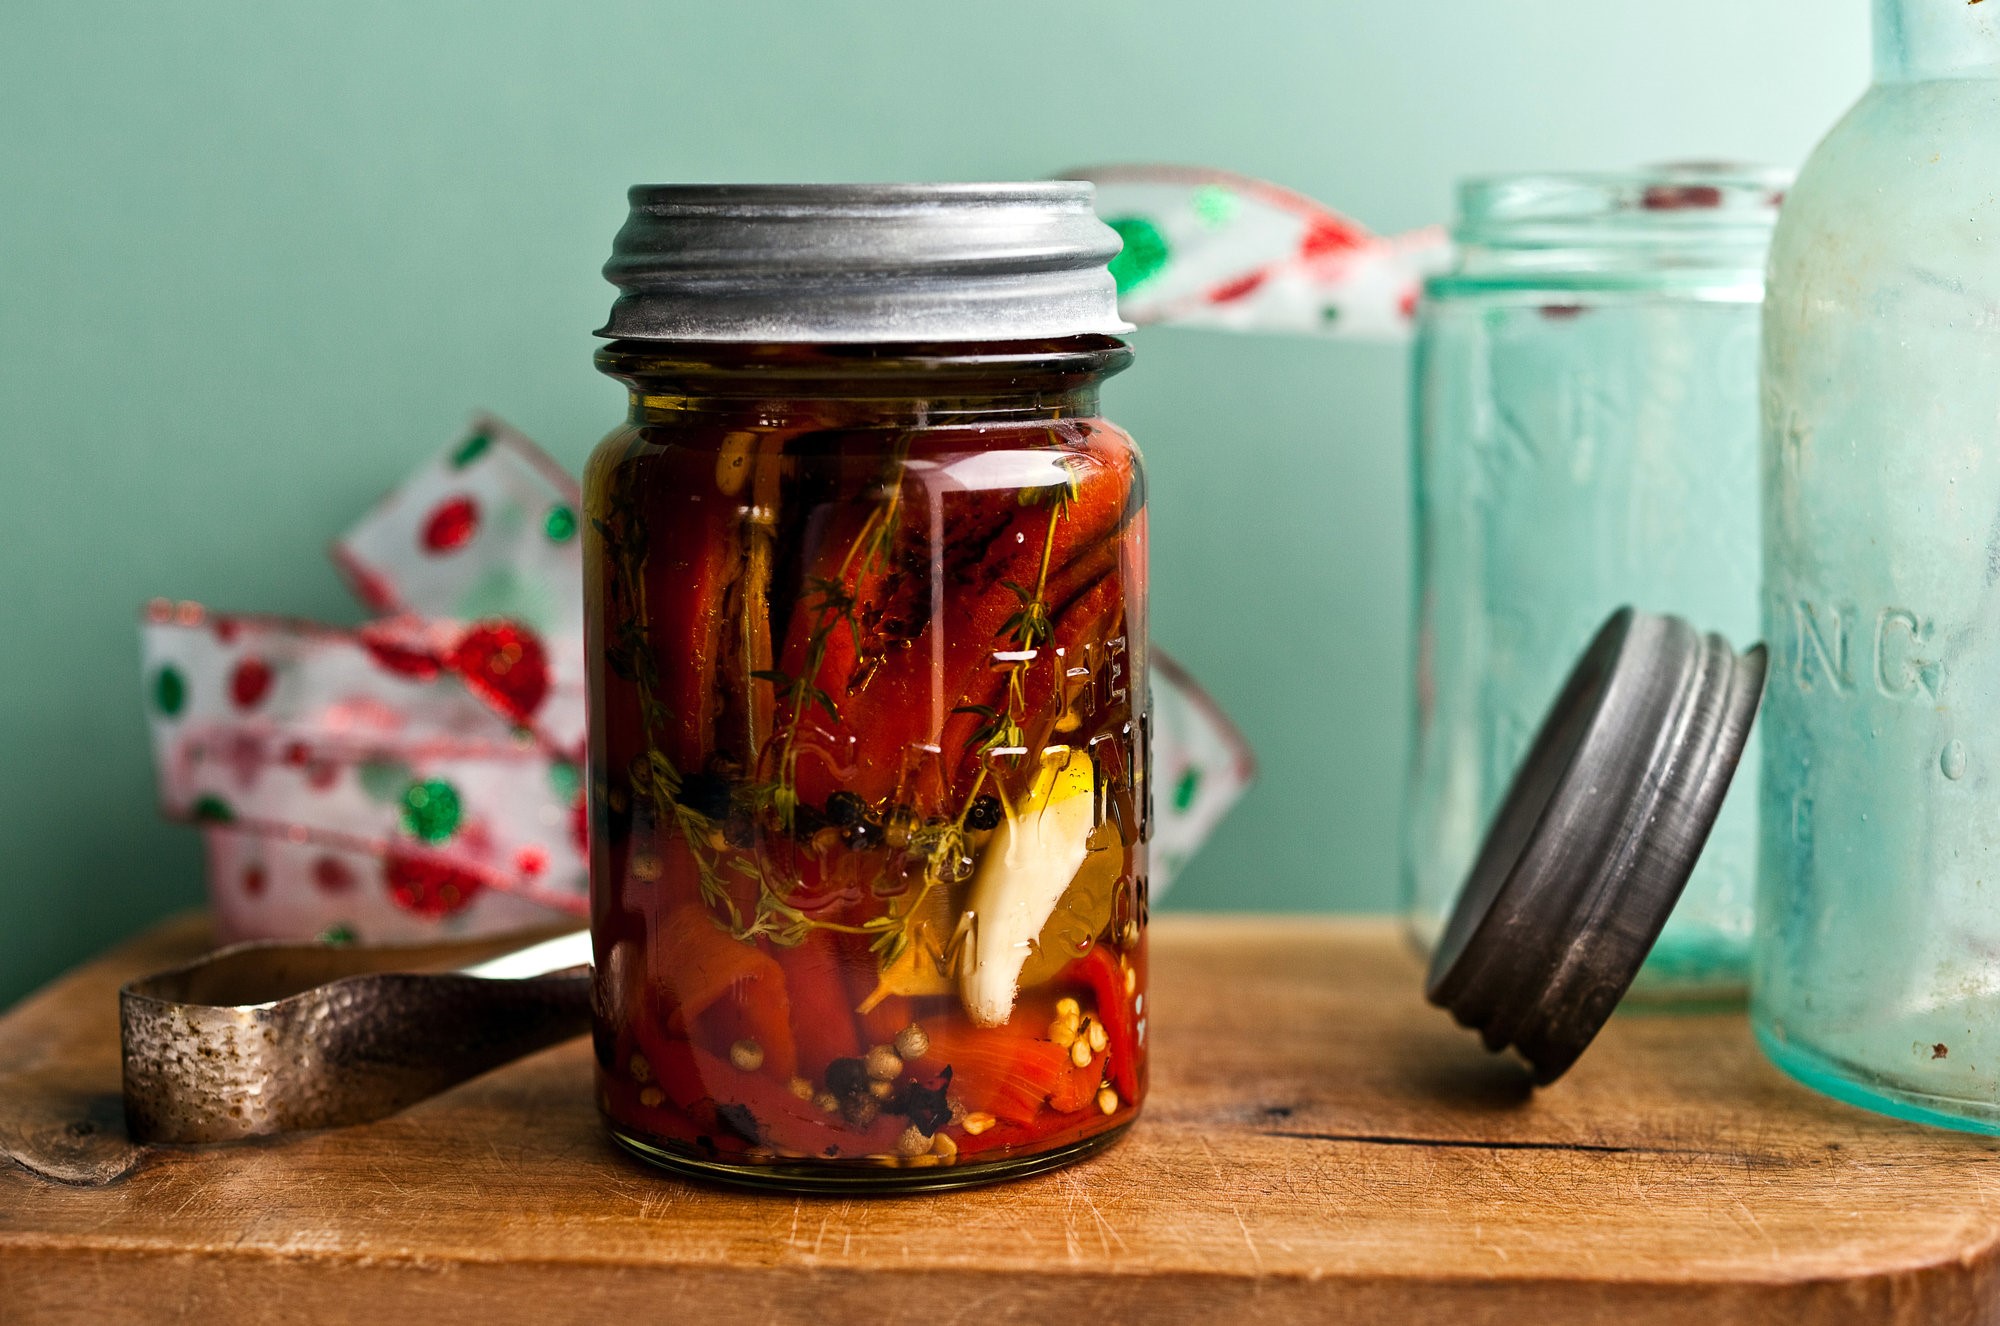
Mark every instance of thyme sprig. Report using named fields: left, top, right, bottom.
left=867, top=438, right=1084, bottom=970
left=602, top=428, right=1084, bottom=962
left=595, top=491, right=761, bottom=934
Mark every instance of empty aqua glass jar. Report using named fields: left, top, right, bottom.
left=1405, top=167, right=1783, bottom=1002
left=1758, top=1, right=2000, bottom=1131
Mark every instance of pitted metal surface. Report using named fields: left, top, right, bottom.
left=120, top=929, right=590, bottom=1144
left=598, top=182, right=1133, bottom=343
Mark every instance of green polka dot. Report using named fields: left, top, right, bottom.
left=1106, top=217, right=1170, bottom=294
left=548, top=760, right=580, bottom=803
left=545, top=503, right=577, bottom=543
left=451, top=431, right=492, bottom=468
left=191, top=794, right=234, bottom=824
left=153, top=666, right=186, bottom=717
left=1172, top=767, right=1202, bottom=813
left=1191, top=186, right=1239, bottom=229
left=400, top=778, right=462, bottom=843
left=319, top=923, right=357, bottom=946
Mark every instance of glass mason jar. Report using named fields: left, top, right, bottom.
left=1759, top=2, right=2000, bottom=1131
left=1404, top=167, right=1783, bottom=1001
left=583, top=185, right=1149, bottom=1189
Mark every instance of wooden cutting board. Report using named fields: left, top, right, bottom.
left=5, top=914, right=2000, bottom=1324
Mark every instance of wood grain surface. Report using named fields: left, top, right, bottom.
left=5, top=914, right=2000, bottom=1324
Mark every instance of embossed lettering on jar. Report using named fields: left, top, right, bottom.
left=1758, top=0, right=2000, bottom=1133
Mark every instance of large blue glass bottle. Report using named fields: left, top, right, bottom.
left=1759, top=0, right=2000, bottom=1130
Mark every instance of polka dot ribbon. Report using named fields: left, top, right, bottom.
left=1065, top=164, right=1451, bottom=340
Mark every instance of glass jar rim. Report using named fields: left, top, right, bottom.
left=1454, top=163, right=1791, bottom=250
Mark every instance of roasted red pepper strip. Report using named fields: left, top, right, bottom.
left=687, top=1047, right=904, bottom=1158
left=929, top=533, right=1124, bottom=780
left=639, top=470, right=738, bottom=775
left=915, top=1013, right=1097, bottom=1126
left=652, top=901, right=798, bottom=1080
left=957, top=566, right=1127, bottom=768
left=781, top=436, right=1137, bottom=811
left=622, top=1029, right=918, bottom=1159
left=1072, top=946, right=1140, bottom=1101
left=629, top=1027, right=711, bottom=1121
left=774, top=932, right=862, bottom=1080
left=855, top=989, right=917, bottom=1049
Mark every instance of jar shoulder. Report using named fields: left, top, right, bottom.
left=1771, top=80, right=2000, bottom=293
left=584, top=415, right=1139, bottom=468
left=581, top=416, right=1144, bottom=526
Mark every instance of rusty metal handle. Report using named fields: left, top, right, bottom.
left=120, top=927, right=591, bottom=1144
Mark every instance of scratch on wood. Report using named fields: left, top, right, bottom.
left=1078, top=1184, right=1127, bottom=1254
left=1232, top=1205, right=1263, bottom=1272
left=1054, top=1172, right=1128, bottom=1260
left=1194, top=1133, right=1228, bottom=1184
left=1265, top=1130, right=1760, bottom=1161
left=1731, top=1199, right=1779, bottom=1258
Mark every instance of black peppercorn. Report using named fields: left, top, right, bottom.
left=824, top=1056, right=869, bottom=1098
left=825, top=790, right=866, bottom=827
left=890, top=1077, right=953, bottom=1134
left=676, top=770, right=733, bottom=821
left=966, top=795, right=1002, bottom=831
left=715, top=1102, right=762, bottom=1145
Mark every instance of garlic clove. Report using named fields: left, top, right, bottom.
left=959, top=746, right=1097, bottom=1026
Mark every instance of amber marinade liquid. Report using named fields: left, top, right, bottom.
left=584, top=342, right=1148, bottom=1188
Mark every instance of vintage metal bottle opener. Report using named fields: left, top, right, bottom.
left=119, top=928, right=591, bottom=1144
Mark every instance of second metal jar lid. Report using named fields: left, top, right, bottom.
left=598, top=182, right=1134, bottom=344
left=1425, top=608, right=1766, bottom=1083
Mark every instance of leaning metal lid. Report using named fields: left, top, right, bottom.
left=597, top=183, right=1135, bottom=344
left=1425, top=609, right=1766, bottom=1084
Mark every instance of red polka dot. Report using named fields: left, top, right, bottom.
left=384, top=852, right=483, bottom=918
left=242, top=865, right=266, bottom=897
left=1208, top=270, right=1267, bottom=304
left=363, top=637, right=443, bottom=681
left=449, top=620, right=550, bottom=723
left=346, top=565, right=400, bottom=613
left=1299, top=216, right=1365, bottom=259
left=230, top=657, right=273, bottom=709
left=515, top=846, right=548, bottom=877
left=421, top=495, right=480, bottom=554
left=361, top=627, right=444, bottom=682
left=213, top=616, right=241, bottom=644
left=306, top=759, right=341, bottom=791
left=282, top=741, right=311, bottom=767
left=312, top=856, right=356, bottom=894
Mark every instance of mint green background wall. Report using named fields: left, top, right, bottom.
left=0, top=2, right=1864, bottom=1004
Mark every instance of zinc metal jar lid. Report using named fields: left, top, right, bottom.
left=1425, top=609, right=1766, bottom=1084
left=597, top=182, right=1135, bottom=344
